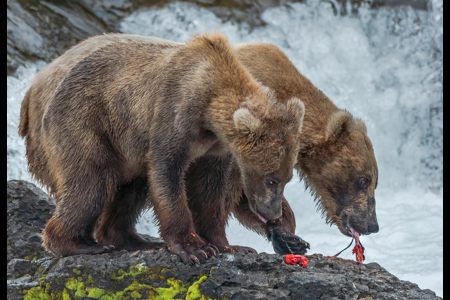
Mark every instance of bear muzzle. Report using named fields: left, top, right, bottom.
left=254, top=200, right=283, bottom=223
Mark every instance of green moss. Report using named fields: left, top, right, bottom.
left=23, top=286, right=47, bottom=300
left=32, top=256, right=37, bottom=261
left=23, top=264, right=216, bottom=300
left=111, top=265, right=175, bottom=283
left=186, top=276, right=212, bottom=300
left=130, top=290, right=142, bottom=299
left=155, top=278, right=186, bottom=299
left=37, top=274, right=47, bottom=282
left=74, top=283, right=87, bottom=298
left=72, top=268, right=81, bottom=275
left=86, top=275, right=96, bottom=284
left=62, top=288, right=71, bottom=300
left=86, top=286, right=106, bottom=298
left=23, top=282, right=54, bottom=300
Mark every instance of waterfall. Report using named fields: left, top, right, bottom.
left=6, top=0, right=443, bottom=296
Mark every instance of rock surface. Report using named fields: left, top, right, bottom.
left=7, top=0, right=138, bottom=75
left=7, top=250, right=441, bottom=299
left=6, top=180, right=442, bottom=299
left=7, top=180, right=55, bottom=264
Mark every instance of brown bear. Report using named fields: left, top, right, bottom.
left=184, top=42, right=379, bottom=255
left=18, top=33, right=305, bottom=264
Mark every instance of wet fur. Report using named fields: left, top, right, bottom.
left=184, top=42, right=379, bottom=251
left=230, top=42, right=379, bottom=238
left=18, top=33, right=303, bottom=260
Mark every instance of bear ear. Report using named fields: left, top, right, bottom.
left=354, top=118, right=367, bottom=134
left=233, top=108, right=261, bottom=134
left=325, top=110, right=353, bottom=142
left=287, top=97, right=305, bottom=133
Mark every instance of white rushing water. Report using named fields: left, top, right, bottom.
left=6, top=0, right=443, bottom=297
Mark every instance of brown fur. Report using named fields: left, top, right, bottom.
left=232, top=42, right=379, bottom=238
left=184, top=42, right=379, bottom=254
left=18, top=33, right=304, bottom=263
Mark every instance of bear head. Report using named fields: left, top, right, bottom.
left=232, top=93, right=305, bottom=223
left=300, top=110, right=379, bottom=238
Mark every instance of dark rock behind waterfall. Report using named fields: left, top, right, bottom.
left=7, top=180, right=441, bottom=300
left=7, top=0, right=429, bottom=76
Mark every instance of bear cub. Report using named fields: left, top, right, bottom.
left=19, top=33, right=305, bottom=264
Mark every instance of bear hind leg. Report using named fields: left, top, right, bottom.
left=42, top=174, right=118, bottom=256
left=43, top=216, right=114, bottom=256
left=95, top=176, right=165, bottom=251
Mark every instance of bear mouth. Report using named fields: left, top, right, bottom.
left=345, top=225, right=361, bottom=238
left=248, top=199, right=269, bottom=223
left=257, top=213, right=268, bottom=223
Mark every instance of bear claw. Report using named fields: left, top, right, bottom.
left=170, top=242, right=219, bottom=265
left=221, top=245, right=257, bottom=254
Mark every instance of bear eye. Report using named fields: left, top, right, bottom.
left=266, top=179, right=278, bottom=187
left=359, top=177, right=370, bottom=188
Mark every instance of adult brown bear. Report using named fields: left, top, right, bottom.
left=18, top=33, right=305, bottom=264
left=185, top=42, right=380, bottom=255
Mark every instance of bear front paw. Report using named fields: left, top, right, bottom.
left=271, top=231, right=310, bottom=255
left=221, top=245, right=257, bottom=254
left=168, top=239, right=219, bottom=265
left=267, top=220, right=310, bottom=255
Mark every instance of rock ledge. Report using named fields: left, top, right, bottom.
left=6, top=180, right=441, bottom=299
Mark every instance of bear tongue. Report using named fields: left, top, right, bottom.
left=350, top=227, right=360, bottom=241
left=257, top=214, right=268, bottom=223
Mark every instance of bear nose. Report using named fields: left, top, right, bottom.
left=365, top=223, right=379, bottom=235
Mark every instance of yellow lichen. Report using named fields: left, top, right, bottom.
left=22, top=264, right=216, bottom=300
left=186, top=276, right=212, bottom=300
left=155, top=278, right=186, bottom=299
left=86, top=286, right=105, bottom=298
left=72, top=268, right=81, bottom=275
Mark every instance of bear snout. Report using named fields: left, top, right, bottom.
left=364, top=223, right=379, bottom=235
left=255, top=200, right=282, bottom=221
